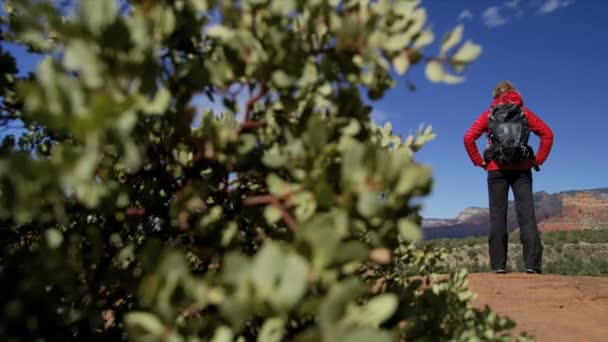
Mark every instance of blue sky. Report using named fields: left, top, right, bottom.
left=3, top=0, right=607, bottom=219
left=370, top=0, right=608, bottom=218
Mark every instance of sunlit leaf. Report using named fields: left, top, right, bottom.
left=45, top=228, right=63, bottom=249
left=398, top=218, right=422, bottom=242
left=393, top=53, right=410, bottom=75
left=264, top=205, right=282, bottom=224
left=211, top=326, right=234, bottom=342
left=124, top=312, right=167, bottom=339
left=258, top=317, right=285, bottom=342
left=413, top=30, right=434, bottom=49
left=453, top=40, right=483, bottom=63
left=440, top=25, right=464, bottom=55
left=425, top=60, right=444, bottom=83
left=78, top=0, right=118, bottom=35
left=344, top=294, right=398, bottom=327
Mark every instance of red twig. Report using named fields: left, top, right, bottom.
left=126, top=207, right=146, bottom=216
left=308, top=46, right=334, bottom=55
left=244, top=86, right=267, bottom=122
left=242, top=194, right=274, bottom=206
left=273, top=197, right=298, bottom=233
left=238, top=120, right=264, bottom=133
left=243, top=194, right=298, bottom=232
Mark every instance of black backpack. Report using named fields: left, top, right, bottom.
left=483, top=103, right=535, bottom=164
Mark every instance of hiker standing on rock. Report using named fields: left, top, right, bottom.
left=464, top=81, right=554, bottom=274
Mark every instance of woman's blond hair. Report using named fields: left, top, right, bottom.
left=492, top=81, right=516, bottom=99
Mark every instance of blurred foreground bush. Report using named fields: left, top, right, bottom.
left=0, top=0, right=528, bottom=341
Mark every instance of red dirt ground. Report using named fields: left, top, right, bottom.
left=467, top=273, right=608, bottom=341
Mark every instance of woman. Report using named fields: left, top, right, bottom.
left=463, top=81, right=554, bottom=274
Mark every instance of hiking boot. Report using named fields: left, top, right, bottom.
left=493, top=269, right=506, bottom=274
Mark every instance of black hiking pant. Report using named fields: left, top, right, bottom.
left=487, top=170, right=543, bottom=271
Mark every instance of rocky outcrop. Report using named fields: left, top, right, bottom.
left=536, top=192, right=608, bottom=232
left=423, top=188, right=608, bottom=239
left=456, top=207, right=489, bottom=222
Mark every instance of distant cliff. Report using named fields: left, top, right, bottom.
left=422, top=188, right=608, bottom=239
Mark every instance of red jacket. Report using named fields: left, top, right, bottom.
left=464, top=91, right=554, bottom=171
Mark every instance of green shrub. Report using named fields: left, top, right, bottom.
left=426, top=229, right=608, bottom=276
left=0, top=1, right=527, bottom=341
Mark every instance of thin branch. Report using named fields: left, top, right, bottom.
left=243, top=194, right=298, bottom=232
left=242, top=194, right=274, bottom=206
left=308, top=46, right=334, bottom=55
left=273, top=197, right=298, bottom=233
left=126, top=207, right=146, bottom=216
left=243, top=86, right=267, bottom=122
left=238, top=120, right=264, bottom=133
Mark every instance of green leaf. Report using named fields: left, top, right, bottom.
left=116, top=111, right=137, bottom=133
left=79, top=0, right=118, bottom=35
left=425, top=61, right=444, bottom=83
left=222, top=252, right=252, bottom=285
left=341, top=142, right=366, bottom=184
left=318, top=82, right=333, bottom=96
left=413, top=30, right=434, bottom=49
left=292, top=328, right=321, bottom=342
left=251, top=243, right=283, bottom=297
left=395, top=164, right=431, bottom=195
left=263, top=146, right=288, bottom=168
left=440, top=25, right=464, bottom=54
left=357, top=188, right=382, bottom=218
left=344, top=294, right=398, bottom=327
left=124, top=312, right=167, bottom=339
left=319, top=279, right=365, bottom=329
left=394, top=0, right=420, bottom=17
left=154, top=6, right=176, bottom=38
left=200, top=205, right=224, bottom=226
left=122, top=139, right=143, bottom=170
left=264, top=205, right=282, bottom=224
left=411, top=7, right=428, bottom=32
left=238, top=134, right=258, bottom=154
left=273, top=252, right=309, bottom=309
left=442, top=72, right=465, bottom=85
left=393, top=53, right=410, bottom=75
left=258, top=317, right=285, bottom=342
left=266, top=173, right=296, bottom=196
left=453, top=40, right=482, bottom=63
left=187, top=0, right=208, bottom=11
left=45, top=228, right=63, bottom=249
left=211, top=326, right=234, bottom=342
left=293, top=191, right=317, bottom=221
left=63, top=40, right=103, bottom=88
left=221, top=222, right=239, bottom=247
left=373, top=0, right=392, bottom=15
left=398, top=218, right=422, bottom=242
left=177, top=149, right=193, bottom=166
left=272, top=71, right=293, bottom=88
left=384, top=33, right=411, bottom=51
left=298, top=212, right=348, bottom=272
left=142, top=88, right=172, bottom=115
left=341, top=328, right=394, bottom=342
left=333, top=241, right=368, bottom=264
left=207, top=25, right=234, bottom=40
left=270, top=0, right=296, bottom=14
left=382, top=121, right=392, bottom=135
left=300, top=61, right=318, bottom=86
left=341, top=119, right=361, bottom=136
